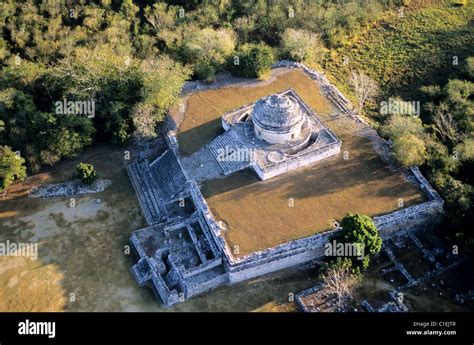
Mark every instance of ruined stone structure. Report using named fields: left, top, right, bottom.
left=252, top=93, right=306, bottom=144
left=211, top=88, right=341, bottom=180
left=127, top=62, right=444, bottom=306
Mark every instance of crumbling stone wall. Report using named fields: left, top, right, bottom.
left=130, top=61, right=446, bottom=306
left=184, top=62, right=445, bottom=286
left=252, top=142, right=341, bottom=180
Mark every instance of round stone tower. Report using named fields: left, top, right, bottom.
left=252, top=94, right=306, bottom=144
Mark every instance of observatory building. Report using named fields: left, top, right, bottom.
left=209, top=88, right=342, bottom=180
left=127, top=81, right=443, bottom=307
left=252, top=93, right=307, bottom=144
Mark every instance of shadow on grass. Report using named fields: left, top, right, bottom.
left=177, top=118, right=224, bottom=156
left=203, top=136, right=425, bottom=209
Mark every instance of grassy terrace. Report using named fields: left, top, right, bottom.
left=202, top=136, right=425, bottom=257
left=175, top=70, right=332, bottom=155
left=176, top=69, right=426, bottom=257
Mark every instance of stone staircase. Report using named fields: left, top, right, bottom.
left=208, top=131, right=251, bottom=175
left=149, top=150, right=187, bottom=201
left=127, top=160, right=168, bottom=225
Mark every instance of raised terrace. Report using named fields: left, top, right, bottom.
left=209, top=88, right=342, bottom=180
left=128, top=62, right=443, bottom=306
left=202, top=135, right=425, bottom=257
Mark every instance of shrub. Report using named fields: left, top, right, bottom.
left=381, top=112, right=427, bottom=167
left=280, top=28, right=325, bottom=63
left=193, top=63, right=216, bottom=83
left=76, top=163, right=97, bottom=185
left=229, top=43, right=274, bottom=79
left=0, top=145, right=27, bottom=192
left=337, top=213, right=382, bottom=270
left=180, top=27, right=236, bottom=79
left=393, top=134, right=427, bottom=167
left=466, top=57, right=474, bottom=78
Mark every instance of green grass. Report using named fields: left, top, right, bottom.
left=323, top=1, right=474, bottom=114
left=203, top=136, right=425, bottom=257
left=174, top=70, right=332, bottom=155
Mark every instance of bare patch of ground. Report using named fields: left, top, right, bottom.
left=0, top=144, right=147, bottom=312
left=0, top=144, right=327, bottom=311
left=0, top=256, right=66, bottom=312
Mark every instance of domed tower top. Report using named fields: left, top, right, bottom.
left=252, top=94, right=303, bottom=133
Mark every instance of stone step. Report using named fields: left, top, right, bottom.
left=150, top=150, right=187, bottom=201
left=139, top=162, right=169, bottom=216
left=127, top=163, right=153, bottom=224
left=208, top=132, right=250, bottom=175
left=127, top=161, right=167, bottom=225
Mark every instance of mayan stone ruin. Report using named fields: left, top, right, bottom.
left=127, top=62, right=444, bottom=306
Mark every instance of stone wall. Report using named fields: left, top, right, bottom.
left=183, top=271, right=228, bottom=298
left=373, top=165, right=444, bottom=237
left=410, top=166, right=443, bottom=203
left=221, top=105, right=254, bottom=130
left=187, top=180, right=229, bottom=255
left=294, top=283, right=324, bottom=312
left=185, top=61, right=444, bottom=291
left=228, top=246, right=326, bottom=283
left=129, top=60, right=446, bottom=306
left=227, top=199, right=443, bottom=283
left=254, top=121, right=302, bottom=144
left=217, top=87, right=342, bottom=181
left=273, top=60, right=369, bottom=125
left=149, top=271, right=181, bottom=306
left=181, top=257, right=223, bottom=278
left=188, top=165, right=443, bottom=284
left=252, top=141, right=341, bottom=180
left=374, top=201, right=443, bottom=236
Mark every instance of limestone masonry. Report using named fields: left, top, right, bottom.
left=213, top=88, right=341, bottom=180
left=127, top=62, right=444, bottom=306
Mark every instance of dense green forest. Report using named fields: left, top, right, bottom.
left=0, top=0, right=472, bottom=252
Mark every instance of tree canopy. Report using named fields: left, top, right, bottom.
left=337, top=213, right=382, bottom=270
left=76, top=162, right=97, bottom=185
left=229, top=43, right=274, bottom=79
left=0, top=0, right=472, bottom=254
left=0, top=145, right=26, bottom=192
